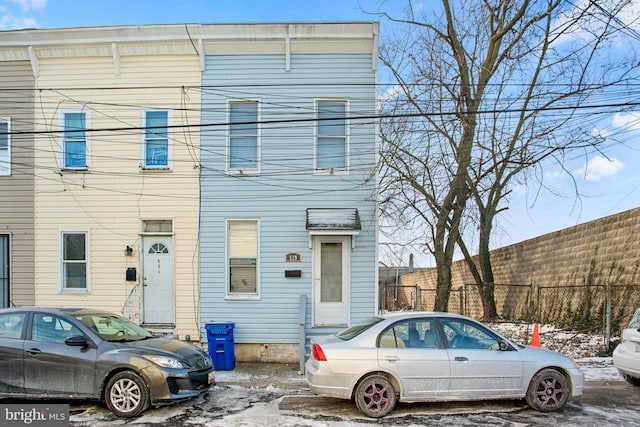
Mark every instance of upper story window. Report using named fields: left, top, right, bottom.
left=62, top=231, right=88, bottom=291
left=143, top=110, right=170, bottom=169
left=62, top=112, right=88, bottom=170
left=227, top=220, right=259, bottom=297
left=228, top=101, right=259, bottom=173
left=316, top=100, right=348, bottom=173
left=0, top=118, right=9, bottom=176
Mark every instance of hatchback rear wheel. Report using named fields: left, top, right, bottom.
left=105, top=371, right=150, bottom=417
left=525, top=368, right=569, bottom=411
left=354, top=374, right=397, bottom=418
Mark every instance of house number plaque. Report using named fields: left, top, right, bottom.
left=285, top=253, right=301, bottom=262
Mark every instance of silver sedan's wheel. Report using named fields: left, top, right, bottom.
left=105, top=371, right=150, bottom=418
left=525, top=368, right=570, bottom=411
left=354, top=375, right=397, bottom=418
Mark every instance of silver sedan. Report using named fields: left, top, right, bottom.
left=306, top=312, right=584, bottom=418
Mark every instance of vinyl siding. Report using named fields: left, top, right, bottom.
left=0, top=61, right=35, bottom=306
left=32, top=53, right=202, bottom=339
left=200, top=53, right=377, bottom=343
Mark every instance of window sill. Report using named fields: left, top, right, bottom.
left=225, top=294, right=260, bottom=301
left=314, top=168, right=349, bottom=176
left=140, top=166, right=172, bottom=172
left=225, top=170, right=260, bottom=176
left=59, top=168, right=89, bottom=173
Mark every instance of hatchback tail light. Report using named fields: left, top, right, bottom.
left=311, top=343, right=327, bottom=361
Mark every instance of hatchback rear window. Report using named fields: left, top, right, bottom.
left=336, top=316, right=384, bottom=340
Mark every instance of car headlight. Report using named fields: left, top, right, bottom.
left=143, top=355, right=186, bottom=369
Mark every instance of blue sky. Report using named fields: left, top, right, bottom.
left=1, top=0, right=639, bottom=266
left=0, top=0, right=384, bottom=28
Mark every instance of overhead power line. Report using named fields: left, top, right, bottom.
left=3, top=99, right=640, bottom=137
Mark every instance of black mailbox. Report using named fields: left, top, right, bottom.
left=126, top=267, right=137, bottom=281
left=285, top=270, right=302, bottom=278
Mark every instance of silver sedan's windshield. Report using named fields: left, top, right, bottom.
left=74, top=314, right=154, bottom=342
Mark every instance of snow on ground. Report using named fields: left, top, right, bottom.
left=489, top=322, right=622, bottom=381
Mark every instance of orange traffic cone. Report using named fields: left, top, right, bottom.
left=530, top=323, right=540, bottom=347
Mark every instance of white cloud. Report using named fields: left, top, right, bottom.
left=0, top=0, right=42, bottom=29
left=591, top=126, right=611, bottom=139
left=6, top=0, right=46, bottom=11
left=552, top=0, right=640, bottom=47
left=612, top=112, right=640, bottom=133
left=575, top=155, right=624, bottom=181
left=377, top=84, right=403, bottom=106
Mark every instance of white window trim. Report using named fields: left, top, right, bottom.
left=0, top=117, right=10, bottom=176
left=59, top=110, right=90, bottom=171
left=140, top=107, right=173, bottom=171
left=225, top=218, right=260, bottom=300
left=226, top=99, right=261, bottom=175
left=60, top=230, right=90, bottom=293
left=314, top=98, right=350, bottom=175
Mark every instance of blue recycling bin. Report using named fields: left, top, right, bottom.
left=205, top=322, right=235, bottom=371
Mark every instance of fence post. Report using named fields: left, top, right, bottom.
left=415, top=285, right=421, bottom=311
left=605, top=283, right=611, bottom=350
left=459, top=286, right=465, bottom=315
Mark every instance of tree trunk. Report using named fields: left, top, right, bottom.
left=477, top=209, right=498, bottom=319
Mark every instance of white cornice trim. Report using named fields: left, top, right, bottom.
left=27, top=46, right=38, bottom=77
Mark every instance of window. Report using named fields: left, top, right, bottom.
left=62, top=232, right=88, bottom=290
left=0, top=118, right=9, bottom=176
left=143, top=219, right=173, bottom=233
left=0, top=312, right=25, bottom=339
left=32, top=313, right=82, bottom=343
left=62, top=112, right=88, bottom=169
left=228, top=220, right=258, bottom=295
left=143, top=110, right=169, bottom=169
left=229, top=101, right=259, bottom=171
left=316, top=100, right=347, bottom=171
left=379, top=319, right=439, bottom=349
left=441, top=319, right=500, bottom=350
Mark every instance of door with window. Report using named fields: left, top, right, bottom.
left=313, top=235, right=350, bottom=327
left=142, top=236, right=175, bottom=325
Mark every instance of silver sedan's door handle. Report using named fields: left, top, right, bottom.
left=454, top=356, right=468, bottom=362
left=26, top=348, right=41, bottom=356
left=385, top=355, right=399, bottom=362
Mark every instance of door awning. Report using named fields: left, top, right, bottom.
left=306, top=208, right=361, bottom=234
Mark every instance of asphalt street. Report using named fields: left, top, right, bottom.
left=64, top=362, right=640, bottom=426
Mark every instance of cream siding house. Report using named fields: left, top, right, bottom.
left=0, top=26, right=203, bottom=338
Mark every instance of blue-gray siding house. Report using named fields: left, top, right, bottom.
left=199, top=23, right=379, bottom=362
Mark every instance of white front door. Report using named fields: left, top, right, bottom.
left=142, top=236, right=175, bottom=325
left=313, top=235, right=350, bottom=327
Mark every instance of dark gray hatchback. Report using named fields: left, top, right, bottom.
left=0, top=307, right=214, bottom=417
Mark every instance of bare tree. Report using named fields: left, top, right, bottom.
left=378, top=0, right=640, bottom=315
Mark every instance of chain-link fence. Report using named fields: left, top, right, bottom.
left=379, top=282, right=640, bottom=346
